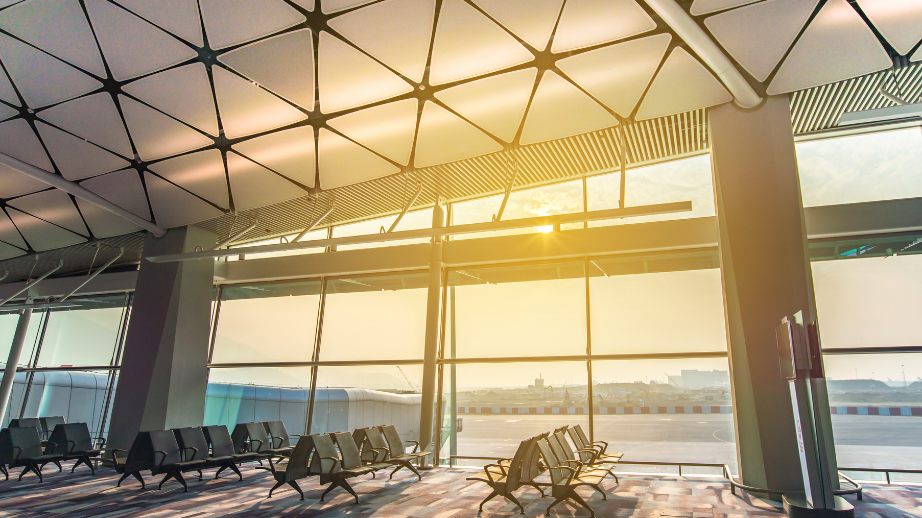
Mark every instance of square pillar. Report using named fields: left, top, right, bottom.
left=709, top=96, right=838, bottom=492
left=106, top=226, right=216, bottom=452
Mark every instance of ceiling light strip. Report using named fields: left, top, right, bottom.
left=147, top=201, right=692, bottom=263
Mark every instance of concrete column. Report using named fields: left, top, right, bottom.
left=417, top=202, right=445, bottom=458
left=0, top=309, right=31, bottom=427
left=106, top=226, right=215, bottom=452
left=709, top=96, right=838, bottom=492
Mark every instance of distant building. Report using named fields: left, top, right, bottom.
left=528, top=374, right=545, bottom=391
left=679, top=370, right=730, bottom=388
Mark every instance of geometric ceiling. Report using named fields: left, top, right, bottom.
left=0, top=0, right=919, bottom=264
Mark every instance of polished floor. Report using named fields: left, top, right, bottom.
left=0, top=460, right=917, bottom=517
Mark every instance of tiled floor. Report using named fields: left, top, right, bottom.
left=0, top=460, right=918, bottom=517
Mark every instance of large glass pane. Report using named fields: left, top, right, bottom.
left=823, top=353, right=922, bottom=472
left=36, top=295, right=127, bottom=368
left=319, top=272, right=429, bottom=361
left=440, top=361, right=589, bottom=465
left=589, top=253, right=727, bottom=355
left=591, top=358, right=735, bottom=473
left=446, top=261, right=587, bottom=358
left=0, top=309, right=46, bottom=368
left=311, top=365, right=422, bottom=439
left=588, top=154, right=714, bottom=226
left=211, top=281, right=322, bottom=364
left=451, top=179, right=585, bottom=240
left=332, top=208, right=433, bottom=251
left=798, top=128, right=922, bottom=207
left=205, top=367, right=313, bottom=436
left=812, top=254, right=922, bottom=350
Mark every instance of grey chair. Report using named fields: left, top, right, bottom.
left=9, top=418, right=42, bottom=431
left=0, top=426, right=66, bottom=482
left=40, top=416, right=66, bottom=440
left=356, top=426, right=422, bottom=480
left=536, top=437, right=600, bottom=518
left=466, top=435, right=539, bottom=513
left=267, top=435, right=320, bottom=500
left=46, top=423, right=102, bottom=473
left=567, top=425, right=622, bottom=465
left=149, top=429, right=208, bottom=492
left=548, top=430, right=612, bottom=496
left=173, top=427, right=242, bottom=481
left=203, top=425, right=260, bottom=470
left=263, top=421, right=300, bottom=450
left=378, top=424, right=430, bottom=470
left=316, top=432, right=390, bottom=503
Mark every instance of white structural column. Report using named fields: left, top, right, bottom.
left=0, top=309, right=32, bottom=427
left=417, top=202, right=446, bottom=459
left=709, top=96, right=838, bottom=493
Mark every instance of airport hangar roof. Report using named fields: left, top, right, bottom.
left=0, top=0, right=920, bottom=282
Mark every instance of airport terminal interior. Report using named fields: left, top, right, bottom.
left=1, top=0, right=922, bottom=516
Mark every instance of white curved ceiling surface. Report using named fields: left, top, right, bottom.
left=0, top=0, right=910, bottom=255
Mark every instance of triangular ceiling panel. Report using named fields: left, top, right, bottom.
left=0, top=0, right=106, bottom=77
left=122, top=63, right=218, bottom=136
left=292, top=0, right=315, bottom=10
left=551, top=0, right=656, bottom=53
left=78, top=169, right=151, bottom=238
left=471, top=0, right=564, bottom=51
left=0, top=68, right=17, bottom=105
left=0, top=118, right=53, bottom=173
left=0, top=209, right=27, bottom=249
left=768, top=0, right=891, bottom=95
left=414, top=101, right=503, bottom=167
left=35, top=122, right=130, bottom=181
left=0, top=104, right=17, bottom=121
left=85, top=0, right=197, bottom=82
left=435, top=68, right=537, bottom=142
left=199, top=0, right=305, bottom=50
left=705, top=0, right=818, bottom=82
left=327, top=98, right=418, bottom=165
left=557, top=33, right=670, bottom=118
left=689, top=0, right=760, bottom=16
left=146, top=149, right=229, bottom=209
left=119, top=95, right=213, bottom=161
left=428, top=0, right=534, bottom=86
left=219, top=29, right=315, bottom=110
left=856, top=0, right=922, bottom=56
left=318, top=128, right=400, bottom=190
left=7, top=189, right=88, bottom=236
left=0, top=33, right=101, bottom=108
left=321, top=0, right=375, bottom=14
left=635, top=47, right=732, bottom=120
left=212, top=67, right=307, bottom=139
left=0, top=241, right=26, bottom=260
left=327, top=0, right=436, bottom=83
left=913, top=45, right=922, bottom=63
left=318, top=32, right=414, bottom=113
left=520, top=71, right=618, bottom=145
left=114, top=0, right=204, bottom=46
left=226, top=151, right=306, bottom=211
left=143, top=171, right=224, bottom=229
left=6, top=208, right=85, bottom=251
left=38, top=93, right=133, bottom=157
left=232, top=126, right=316, bottom=187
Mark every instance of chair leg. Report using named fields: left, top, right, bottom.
left=54, top=460, right=62, bottom=473
left=320, top=479, right=341, bottom=502
left=197, top=470, right=203, bottom=481
left=339, top=478, right=360, bottom=504
left=568, top=488, right=595, bottom=518
left=215, top=465, right=227, bottom=479
left=0, top=464, right=7, bottom=481
left=546, top=496, right=565, bottom=515
left=592, top=484, right=606, bottom=500
left=389, top=464, right=404, bottom=479
left=288, top=480, right=304, bottom=500
left=158, top=472, right=174, bottom=490
left=397, top=460, right=421, bottom=480
left=117, top=472, right=130, bottom=487
left=506, top=492, right=525, bottom=514
left=228, top=462, right=243, bottom=481
left=479, top=490, right=499, bottom=511
left=526, top=482, right=546, bottom=497
left=132, top=471, right=146, bottom=489
left=268, top=479, right=285, bottom=498
left=174, top=471, right=189, bottom=492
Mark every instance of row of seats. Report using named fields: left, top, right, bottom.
left=468, top=424, right=622, bottom=518
left=1, top=420, right=103, bottom=482
left=266, top=424, right=430, bottom=502
left=8, top=417, right=68, bottom=441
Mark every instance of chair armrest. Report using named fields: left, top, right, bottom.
left=11, top=445, right=23, bottom=463
left=370, top=447, right=389, bottom=462
left=249, top=439, right=263, bottom=452
left=183, top=447, right=199, bottom=461
left=547, top=464, right=578, bottom=484
left=319, top=456, right=340, bottom=475
left=153, top=450, right=168, bottom=469
left=111, top=448, right=128, bottom=463
left=403, top=439, right=420, bottom=453
left=269, top=436, right=283, bottom=449
left=41, top=440, right=59, bottom=452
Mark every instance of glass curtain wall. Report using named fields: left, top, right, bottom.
left=4, top=294, right=131, bottom=439
left=439, top=252, right=733, bottom=472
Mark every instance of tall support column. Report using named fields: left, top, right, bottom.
left=0, top=309, right=31, bottom=426
left=106, top=226, right=216, bottom=452
left=418, top=202, right=446, bottom=458
left=709, top=96, right=838, bottom=492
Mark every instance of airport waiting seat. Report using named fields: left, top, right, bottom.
left=40, top=416, right=66, bottom=440
left=46, top=423, right=102, bottom=474
left=9, top=418, right=42, bottom=431
left=378, top=424, right=430, bottom=468
left=267, top=435, right=319, bottom=500
left=202, top=425, right=260, bottom=469
left=262, top=421, right=300, bottom=450
left=356, top=426, right=422, bottom=480
left=549, top=430, right=615, bottom=489
left=571, top=424, right=615, bottom=458
left=148, top=429, right=207, bottom=491
left=173, top=427, right=242, bottom=481
left=113, top=432, right=153, bottom=489
left=233, top=423, right=292, bottom=460
left=316, top=432, right=392, bottom=503
left=0, top=426, right=66, bottom=482
left=466, top=435, right=540, bottom=513
left=536, top=437, right=599, bottom=518
left=566, top=426, right=622, bottom=465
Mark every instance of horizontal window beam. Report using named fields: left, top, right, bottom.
left=822, top=346, right=922, bottom=355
